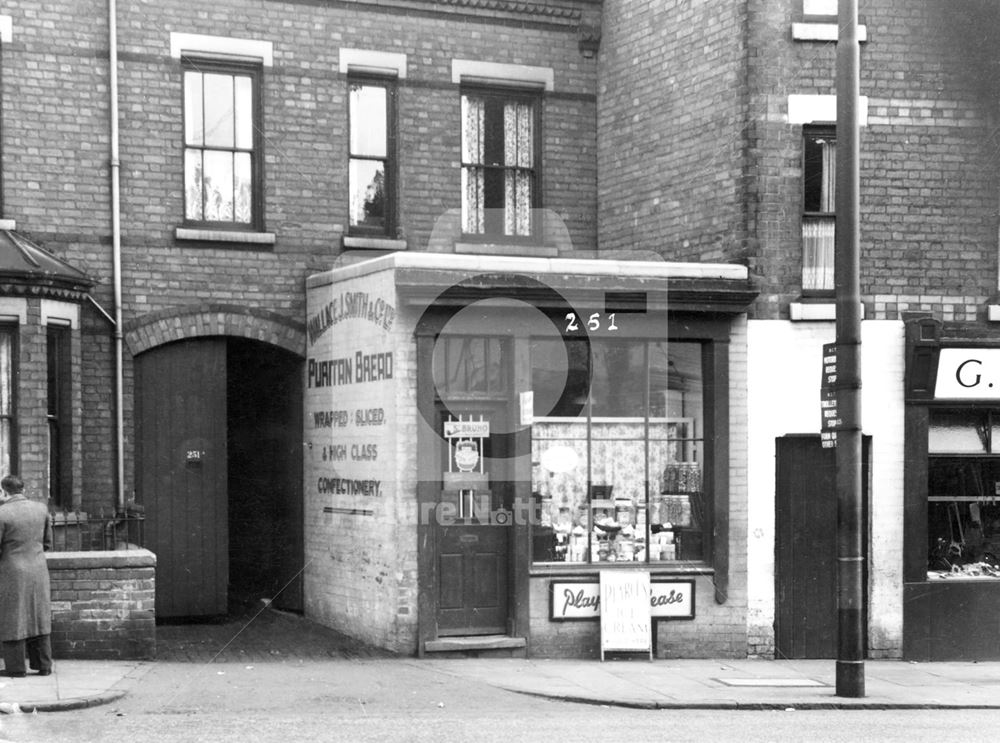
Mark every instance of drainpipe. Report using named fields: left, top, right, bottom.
left=108, top=0, right=125, bottom=513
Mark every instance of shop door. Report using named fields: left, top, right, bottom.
left=136, top=339, right=228, bottom=618
left=774, top=435, right=869, bottom=659
left=435, top=404, right=512, bottom=636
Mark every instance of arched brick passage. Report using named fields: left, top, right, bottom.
left=124, top=304, right=305, bottom=358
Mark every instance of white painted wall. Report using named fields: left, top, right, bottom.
left=746, top=320, right=905, bottom=658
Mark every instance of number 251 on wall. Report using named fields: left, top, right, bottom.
left=565, top=313, right=618, bottom=333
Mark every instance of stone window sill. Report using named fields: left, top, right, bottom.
left=792, top=22, right=868, bottom=42
left=175, top=227, right=276, bottom=245
left=342, top=236, right=408, bottom=251
left=455, top=242, right=559, bottom=258
left=790, top=301, right=867, bottom=322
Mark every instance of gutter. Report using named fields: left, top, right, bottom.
left=108, top=0, right=125, bottom=513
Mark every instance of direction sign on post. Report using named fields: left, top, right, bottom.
left=821, top=342, right=839, bottom=448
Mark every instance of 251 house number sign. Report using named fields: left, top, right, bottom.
left=550, top=579, right=695, bottom=621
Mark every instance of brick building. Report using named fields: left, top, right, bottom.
left=1, top=0, right=996, bottom=660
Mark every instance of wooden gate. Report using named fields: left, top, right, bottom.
left=136, top=339, right=228, bottom=618
left=774, top=435, right=869, bottom=659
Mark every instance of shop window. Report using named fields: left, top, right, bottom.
left=432, top=336, right=509, bottom=395
left=927, top=409, right=1000, bottom=578
left=182, top=57, right=263, bottom=230
left=47, top=325, right=71, bottom=509
left=803, top=127, right=836, bottom=294
left=460, top=87, right=539, bottom=239
left=349, top=76, right=397, bottom=236
left=530, top=339, right=705, bottom=565
left=0, top=325, right=15, bottom=476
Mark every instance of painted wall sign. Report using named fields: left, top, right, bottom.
left=550, top=579, right=695, bottom=621
left=935, top=348, right=1000, bottom=399
left=600, top=570, right=652, bottom=658
left=306, top=291, right=396, bottom=345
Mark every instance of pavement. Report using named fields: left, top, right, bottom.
left=3, top=608, right=1000, bottom=712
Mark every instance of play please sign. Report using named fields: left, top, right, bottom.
left=550, top=578, right=695, bottom=621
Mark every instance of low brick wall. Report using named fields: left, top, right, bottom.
left=46, top=550, right=156, bottom=660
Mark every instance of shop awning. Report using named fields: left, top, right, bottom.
left=313, top=253, right=758, bottom=314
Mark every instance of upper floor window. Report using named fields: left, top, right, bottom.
left=349, top=76, right=397, bottom=236
left=803, top=127, right=836, bottom=294
left=461, top=88, right=539, bottom=239
left=183, top=58, right=263, bottom=230
left=47, top=325, right=71, bottom=509
left=0, top=325, right=15, bottom=477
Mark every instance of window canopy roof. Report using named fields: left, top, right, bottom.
left=0, top=229, right=94, bottom=300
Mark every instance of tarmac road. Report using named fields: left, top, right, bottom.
left=0, top=659, right=996, bottom=743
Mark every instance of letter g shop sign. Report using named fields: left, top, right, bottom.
left=935, top=348, right=1000, bottom=399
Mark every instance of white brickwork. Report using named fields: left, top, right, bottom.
left=304, top=267, right=417, bottom=652
left=746, top=320, right=905, bottom=658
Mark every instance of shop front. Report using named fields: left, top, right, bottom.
left=903, top=317, right=1000, bottom=660
left=303, top=253, right=756, bottom=657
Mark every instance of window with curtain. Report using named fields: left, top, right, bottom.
left=802, top=127, right=836, bottom=293
left=183, top=58, right=262, bottom=229
left=461, top=88, right=538, bottom=239
left=47, top=325, right=71, bottom=509
left=349, top=76, right=396, bottom=235
left=0, top=326, right=15, bottom=478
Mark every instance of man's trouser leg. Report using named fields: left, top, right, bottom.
left=26, top=635, right=52, bottom=673
left=2, top=639, right=27, bottom=675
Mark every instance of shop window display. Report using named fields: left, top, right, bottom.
left=927, top=409, right=1000, bottom=579
left=530, top=338, right=704, bottom=564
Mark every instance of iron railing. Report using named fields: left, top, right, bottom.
left=50, top=509, right=145, bottom=552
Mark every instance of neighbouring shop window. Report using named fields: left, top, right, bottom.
left=530, top=338, right=705, bottom=565
left=349, top=76, right=396, bottom=235
left=0, top=326, right=15, bottom=477
left=927, top=409, right=1000, bottom=579
left=461, top=87, right=539, bottom=239
left=803, top=127, right=835, bottom=293
left=47, top=325, right=71, bottom=509
left=182, top=58, right=262, bottom=229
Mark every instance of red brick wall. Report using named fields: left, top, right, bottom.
left=597, top=0, right=749, bottom=263
left=47, top=551, right=156, bottom=660
left=1, top=0, right=600, bottom=503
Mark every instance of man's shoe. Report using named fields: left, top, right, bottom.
left=37, top=669, right=51, bottom=676
left=0, top=670, right=26, bottom=678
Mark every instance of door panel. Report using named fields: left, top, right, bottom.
left=775, top=435, right=869, bottom=659
left=434, top=403, right=512, bottom=636
left=137, top=340, right=228, bottom=618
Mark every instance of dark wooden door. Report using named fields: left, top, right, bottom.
left=435, top=404, right=511, bottom=636
left=775, top=435, right=869, bottom=659
left=136, top=340, right=228, bottom=618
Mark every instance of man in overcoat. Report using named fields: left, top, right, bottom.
left=0, top=474, right=53, bottom=677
